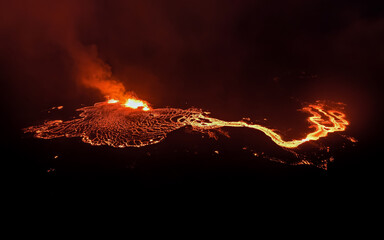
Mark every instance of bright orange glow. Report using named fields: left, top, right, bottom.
left=243, top=103, right=349, bottom=148
left=107, top=99, right=119, bottom=104
left=25, top=101, right=349, bottom=150
left=124, top=98, right=150, bottom=111
left=189, top=102, right=350, bottom=148
left=107, top=97, right=150, bottom=111
left=24, top=98, right=352, bottom=170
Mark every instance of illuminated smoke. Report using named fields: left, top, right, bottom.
left=0, top=0, right=143, bottom=103
left=66, top=43, right=141, bottom=103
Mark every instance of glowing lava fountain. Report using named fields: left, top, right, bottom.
left=108, top=98, right=150, bottom=111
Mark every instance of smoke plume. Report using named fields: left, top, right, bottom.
left=0, top=0, right=134, bottom=103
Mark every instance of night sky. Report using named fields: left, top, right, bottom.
left=1, top=0, right=382, bottom=197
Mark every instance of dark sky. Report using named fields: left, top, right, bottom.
left=1, top=0, right=384, bottom=198
left=0, top=0, right=383, bottom=145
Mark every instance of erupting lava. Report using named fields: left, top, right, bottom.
left=24, top=100, right=349, bottom=149
left=108, top=98, right=150, bottom=111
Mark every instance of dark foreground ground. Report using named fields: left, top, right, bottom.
left=5, top=119, right=376, bottom=198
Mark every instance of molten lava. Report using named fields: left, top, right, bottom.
left=107, top=97, right=150, bottom=111
left=24, top=100, right=349, bottom=149
left=107, top=99, right=119, bottom=104
left=124, top=98, right=150, bottom=111
left=23, top=99, right=354, bottom=169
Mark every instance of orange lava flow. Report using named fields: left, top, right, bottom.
left=192, top=102, right=349, bottom=148
left=23, top=100, right=349, bottom=150
left=23, top=99, right=351, bottom=170
left=247, top=104, right=348, bottom=148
